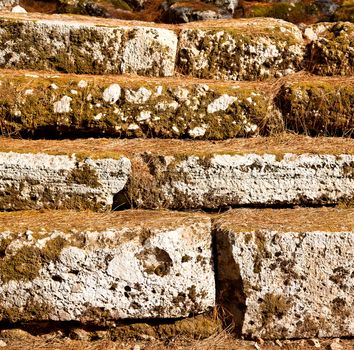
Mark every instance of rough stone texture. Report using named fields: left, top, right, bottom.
left=0, top=211, right=215, bottom=322
left=129, top=153, right=354, bottom=209
left=160, top=1, right=231, bottom=23
left=0, top=152, right=130, bottom=211
left=308, top=22, right=354, bottom=76
left=0, top=0, right=17, bottom=10
left=215, top=208, right=354, bottom=339
left=240, top=1, right=323, bottom=24
left=0, top=72, right=282, bottom=139
left=0, top=15, right=177, bottom=76
left=204, top=0, right=238, bottom=13
left=177, top=18, right=305, bottom=81
left=277, top=79, right=354, bottom=136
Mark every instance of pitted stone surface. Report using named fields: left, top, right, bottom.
left=177, top=18, right=305, bottom=80
left=131, top=153, right=354, bottom=209
left=0, top=211, right=214, bottom=322
left=0, top=15, right=177, bottom=76
left=0, top=72, right=281, bottom=139
left=0, top=152, right=131, bottom=211
left=215, top=208, right=354, bottom=339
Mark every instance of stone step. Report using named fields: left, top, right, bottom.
left=0, top=71, right=353, bottom=138
left=215, top=207, right=354, bottom=339
left=0, top=207, right=353, bottom=340
left=0, top=13, right=352, bottom=79
left=0, top=135, right=353, bottom=210
left=0, top=210, right=215, bottom=322
left=0, top=13, right=178, bottom=77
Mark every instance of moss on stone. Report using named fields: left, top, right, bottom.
left=242, top=1, right=320, bottom=24
left=0, top=235, right=67, bottom=282
left=308, top=22, right=354, bottom=76
left=260, top=293, right=291, bottom=324
left=334, top=0, right=354, bottom=22
left=0, top=298, right=52, bottom=322
left=67, top=163, right=101, bottom=188
left=277, top=81, right=354, bottom=136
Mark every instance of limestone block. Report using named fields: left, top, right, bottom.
left=308, top=22, right=354, bottom=76
left=215, top=208, right=354, bottom=339
left=0, top=14, right=177, bottom=76
left=0, top=211, right=215, bottom=322
left=0, top=72, right=281, bottom=139
left=0, top=152, right=131, bottom=211
left=177, top=18, right=305, bottom=80
left=130, top=153, right=354, bottom=209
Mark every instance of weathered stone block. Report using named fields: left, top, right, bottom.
left=0, top=210, right=215, bottom=322
left=215, top=208, right=354, bottom=339
left=0, top=72, right=282, bottom=139
left=0, top=14, right=177, bottom=76
left=277, top=79, right=354, bottom=136
left=307, top=22, right=354, bottom=76
left=0, top=152, right=130, bottom=211
left=177, top=18, right=305, bottom=80
left=130, top=153, right=354, bottom=209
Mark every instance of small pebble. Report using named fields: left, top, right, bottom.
left=0, top=340, right=6, bottom=347
left=275, top=339, right=282, bottom=347
left=308, top=339, right=321, bottom=348
left=11, top=5, right=27, bottom=13
left=326, top=342, right=343, bottom=350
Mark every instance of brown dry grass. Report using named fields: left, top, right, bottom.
left=0, top=208, right=353, bottom=233
left=0, top=209, right=207, bottom=233
left=0, top=134, right=353, bottom=159
left=3, top=335, right=354, bottom=350
left=215, top=207, right=354, bottom=232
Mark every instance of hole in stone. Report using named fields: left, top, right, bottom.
left=124, top=292, right=130, bottom=298
left=124, top=286, right=131, bottom=292
left=52, top=275, right=64, bottom=282
left=69, top=270, right=79, bottom=275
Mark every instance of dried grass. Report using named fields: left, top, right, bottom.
left=0, top=208, right=353, bottom=233
left=3, top=335, right=354, bottom=350
left=0, top=209, right=208, bottom=233
left=0, top=133, right=353, bottom=159
left=215, top=207, right=354, bottom=233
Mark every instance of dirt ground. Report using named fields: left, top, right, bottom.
left=1, top=331, right=354, bottom=350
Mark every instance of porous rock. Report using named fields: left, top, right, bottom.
left=0, top=73, right=281, bottom=139
left=277, top=79, right=354, bottom=136
left=308, top=22, right=354, bottom=76
left=177, top=18, right=305, bottom=80
left=0, top=152, right=131, bottom=211
left=0, top=211, right=215, bottom=322
left=130, top=153, right=354, bottom=209
left=215, top=208, right=354, bottom=339
left=0, top=15, right=177, bottom=76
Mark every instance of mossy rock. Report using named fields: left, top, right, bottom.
left=241, top=1, right=321, bottom=24
left=277, top=80, right=354, bottom=136
left=308, top=22, right=354, bottom=76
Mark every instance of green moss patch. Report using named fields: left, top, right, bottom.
left=0, top=236, right=67, bottom=282
left=241, top=1, right=320, bottom=24
left=277, top=80, right=354, bottom=136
